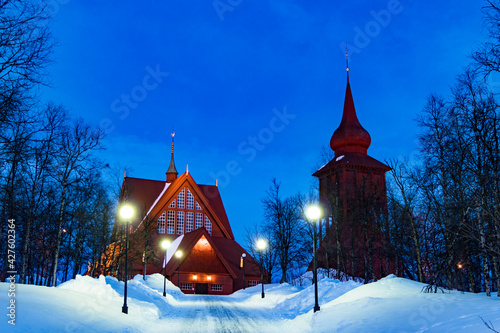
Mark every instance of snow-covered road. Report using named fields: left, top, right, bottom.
left=165, top=295, right=286, bottom=333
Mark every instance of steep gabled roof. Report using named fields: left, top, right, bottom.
left=136, top=172, right=234, bottom=239
left=211, top=237, right=261, bottom=278
left=163, top=228, right=238, bottom=279
left=117, top=177, right=166, bottom=229
left=198, top=184, right=234, bottom=239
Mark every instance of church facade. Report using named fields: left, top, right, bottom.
left=313, top=68, right=395, bottom=281
left=105, top=134, right=262, bottom=295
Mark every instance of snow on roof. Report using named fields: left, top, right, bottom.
left=146, top=182, right=171, bottom=217
left=136, top=182, right=171, bottom=230
left=164, top=234, right=184, bottom=266
left=336, top=155, right=345, bottom=162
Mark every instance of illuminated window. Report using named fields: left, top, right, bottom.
left=195, top=213, right=203, bottom=229
left=248, top=280, right=260, bottom=287
left=157, top=212, right=165, bottom=233
left=169, top=200, right=175, bottom=208
left=210, top=284, right=223, bottom=291
left=186, top=189, right=194, bottom=210
left=196, top=201, right=202, bottom=210
left=180, top=283, right=193, bottom=290
left=205, top=215, right=212, bottom=235
left=186, top=212, right=194, bottom=233
left=167, top=211, right=175, bottom=234
left=177, top=211, right=184, bottom=234
left=177, top=188, right=185, bottom=209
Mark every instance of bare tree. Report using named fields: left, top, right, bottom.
left=472, top=0, right=500, bottom=76
left=261, top=178, right=309, bottom=283
left=0, top=0, right=54, bottom=126
left=51, top=117, right=104, bottom=286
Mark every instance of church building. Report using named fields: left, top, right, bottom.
left=312, top=65, right=394, bottom=281
left=106, top=133, right=262, bottom=295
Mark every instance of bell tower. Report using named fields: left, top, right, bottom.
left=312, top=63, right=393, bottom=281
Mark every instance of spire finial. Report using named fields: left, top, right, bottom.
left=345, top=45, right=350, bottom=83
left=171, top=127, right=175, bottom=154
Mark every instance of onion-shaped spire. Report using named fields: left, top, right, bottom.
left=330, top=65, right=371, bottom=156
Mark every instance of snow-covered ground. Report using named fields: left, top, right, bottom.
left=1, top=273, right=499, bottom=332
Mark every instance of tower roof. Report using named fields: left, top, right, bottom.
left=166, top=130, right=178, bottom=182
left=330, top=72, right=371, bottom=156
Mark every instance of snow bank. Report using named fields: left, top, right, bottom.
left=1, top=273, right=499, bottom=332
left=314, top=276, right=500, bottom=332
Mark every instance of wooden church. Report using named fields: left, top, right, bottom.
left=312, top=65, right=395, bottom=281
left=105, top=133, right=262, bottom=295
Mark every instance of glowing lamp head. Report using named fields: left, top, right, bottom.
left=242, top=253, right=246, bottom=258
left=256, top=239, right=267, bottom=251
left=175, top=250, right=182, bottom=259
left=161, top=240, right=171, bottom=250
left=119, top=205, right=134, bottom=220
left=306, top=205, right=321, bottom=220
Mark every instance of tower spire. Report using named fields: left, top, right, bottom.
left=329, top=62, right=371, bottom=156
left=345, top=46, right=350, bottom=83
left=166, top=128, right=178, bottom=182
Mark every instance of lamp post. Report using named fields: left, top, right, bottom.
left=457, top=262, right=463, bottom=292
left=120, top=205, right=133, bottom=314
left=256, top=239, right=267, bottom=298
left=175, top=250, right=182, bottom=288
left=161, top=240, right=171, bottom=297
left=241, top=253, right=247, bottom=289
left=306, top=205, right=321, bottom=313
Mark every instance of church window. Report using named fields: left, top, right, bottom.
left=186, top=189, right=194, bottom=210
left=196, top=201, right=202, bottom=210
left=186, top=212, right=194, bottom=233
left=210, top=284, right=223, bottom=291
left=205, top=215, right=212, bottom=235
left=177, top=188, right=185, bottom=209
left=157, top=212, right=165, bottom=233
left=180, top=283, right=193, bottom=290
left=169, top=200, right=175, bottom=208
left=167, top=211, right=175, bottom=234
left=248, top=280, right=260, bottom=287
left=195, top=213, right=203, bottom=229
left=177, top=211, right=184, bottom=234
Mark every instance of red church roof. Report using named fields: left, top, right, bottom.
left=198, top=184, right=234, bottom=240
left=313, top=152, right=391, bottom=177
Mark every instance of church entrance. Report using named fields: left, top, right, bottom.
left=195, top=283, right=208, bottom=294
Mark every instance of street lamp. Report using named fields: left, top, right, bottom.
left=119, top=204, right=133, bottom=314
left=306, top=205, right=321, bottom=313
left=256, top=239, right=267, bottom=298
left=175, top=250, right=183, bottom=288
left=241, top=253, right=247, bottom=289
left=457, top=262, right=464, bottom=292
left=161, top=240, right=171, bottom=297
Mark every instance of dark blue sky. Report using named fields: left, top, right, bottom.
left=41, top=0, right=486, bottom=243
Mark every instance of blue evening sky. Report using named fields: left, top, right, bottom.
left=40, top=0, right=486, bottom=243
